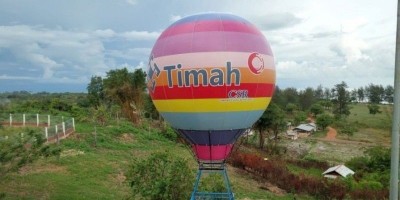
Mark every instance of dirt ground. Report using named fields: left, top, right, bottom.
left=284, top=126, right=370, bottom=164
left=325, top=127, right=337, bottom=140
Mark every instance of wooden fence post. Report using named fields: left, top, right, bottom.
left=48, top=115, right=51, bottom=127
left=55, top=125, right=59, bottom=145
left=45, top=127, right=48, bottom=142
left=9, top=113, right=12, bottom=127
left=72, top=118, right=75, bottom=131
left=62, top=122, right=66, bottom=136
left=23, top=114, right=26, bottom=127
left=36, top=114, right=39, bottom=127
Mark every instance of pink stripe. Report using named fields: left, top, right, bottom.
left=193, top=144, right=233, bottom=161
left=152, top=32, right=272, bottom=57
left=154, top=52, right=274, bottom=70
left=160, top=20, right=262, bottom=39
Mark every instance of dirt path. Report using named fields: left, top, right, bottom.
left=325, top=126, right=337, bottom=140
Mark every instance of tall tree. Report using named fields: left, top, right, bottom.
left=366, top=83, right=384, bottom=104
left=282, top=87, right=299, bottom=106
left=350, top=89, right=358, bottom=102
left=102, top=68, right=146, bottom=124
left=316, top=113, right=334, bottom=130
left=310, top=103, right=324, bottom=117
left=384, top=85, right=394, bottom=103
left=253, top=103, right=286, bottom=149
left=357, top=87, right=365, bottom=102
left=87, top=76, right=104, bottom=108
left=315, top=85, right=324, bottom=100
left=332, top=81, right=351, bottom=118
left=298, top=87, right=316, bottom=110
left=323, top=87, right=333, bottom=100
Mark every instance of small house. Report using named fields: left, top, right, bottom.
left=293, top=123, right=317, bottom=134
left=286, top=130, right=298, bottom=140
left=322, top=165, right=355, bottom=179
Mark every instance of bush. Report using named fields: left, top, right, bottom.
left=229, top=153, right=347, bottom=199
left=0, top=129, right=61, bottom=178
left=197, top=173, right=227, bottom=193
left=127, top=151, right=193, bottom=200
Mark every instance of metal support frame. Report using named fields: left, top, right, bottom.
left=390, top=1, right=400, bottom=199
left=190, top=163, right=234, bottom=200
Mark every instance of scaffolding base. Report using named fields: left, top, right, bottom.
left=190, top=164, right=234, bottom=200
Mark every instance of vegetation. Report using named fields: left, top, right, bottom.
left=0, top=128, right=61, bottom=179
left=127, top=151, right=193, bottom=200
left=0, top=75, right=395, bottom=199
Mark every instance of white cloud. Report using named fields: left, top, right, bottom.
left=120, top=31, right=160, bottom=41
left=125, top=0, right=138, bottom=6
left=94, top=29, right=116, bottom=38
left=254, top=12, right=302, bottom=30
left=169, top=15, right=182, bottom=22
left=0, top=25, right=110, bottom=82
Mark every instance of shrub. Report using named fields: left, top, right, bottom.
left=229, top=153, right=347, bottom=199
left=127, top=151, right=193, bottom=200
left=0, top=129, right=61, bottom=178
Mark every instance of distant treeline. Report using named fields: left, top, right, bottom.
left=272, top=82, right=393, bottom=112
left=0, top=70, right=394, bottom=123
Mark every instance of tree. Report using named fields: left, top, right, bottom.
left=357, top=87, right=365, bottom=102
left=323, top=87, right=333, bottom=100
left=315, top=85, right=324, bottom=100
left=367, top=104, right=381, bottom=115
left=332, top=81, right=351, bottom=118
left=285, top=103, right=298, bottom=115
left=384, top=85, right=394, bottom=103
left=336, top=120, right=358, bottom=139
left=87, top=76, right=104, bottom=108
left=127, top=151, right=192, bottom=200
left=366, top=84, right=384, bottom=104
left=282, top=87, right=299, bottom=107
left=350, top=89, right=358, bottom=102
left=294, top=111, right=307, bottom=125
left=310, top=103, right=324, bottom=117
left=298, top=87, right=316, bottom=110
left=316, top=113, right=334, bottom=130
left=102, top=68, right=147, bottom=124
left=271, top=86, right=285, bottom=108
left=253, top=103, right=286, bottom=149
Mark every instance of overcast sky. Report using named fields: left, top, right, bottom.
left=0, top=0, right=397, bottom=92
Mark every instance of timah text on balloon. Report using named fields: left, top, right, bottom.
left=164, top=61, right=240, bottom=88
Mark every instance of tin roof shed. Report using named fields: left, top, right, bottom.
left=322, top=165, right=355, bottom=179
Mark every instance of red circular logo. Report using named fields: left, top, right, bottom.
left=248, top=52, right=264, bottom=74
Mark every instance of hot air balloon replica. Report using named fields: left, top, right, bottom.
left=147, top=13, right=275, bottom=199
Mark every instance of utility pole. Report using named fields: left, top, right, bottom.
left=389, top=0, right=400, bottom=199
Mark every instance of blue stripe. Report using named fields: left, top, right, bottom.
left=169, top=13, right=250, bottom=27
left=160, top=110, right=264, bottom=130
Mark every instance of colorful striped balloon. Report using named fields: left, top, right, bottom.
left=147, top=13, right=275, bottom=162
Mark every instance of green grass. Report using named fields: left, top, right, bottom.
left=0, top=103, right=392, bottom=200
left=1, top=119, right=299, bottom=200
left=347, top=103, right=392, bottom=131
left=286, top=164, right=324, bottom=178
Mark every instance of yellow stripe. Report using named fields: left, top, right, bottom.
left=153, top=97, right=271, bottom=112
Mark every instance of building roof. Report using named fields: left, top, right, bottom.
left=287, top=130, right=297, bottom=136
left=323, top=165, right=355, bottom=178
left=294, top=124, right=315, bottom=132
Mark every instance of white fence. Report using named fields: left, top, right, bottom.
left=0, top=113, right=75, bottom=143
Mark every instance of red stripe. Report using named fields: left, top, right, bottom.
left=150, top=83, right=275, bottom=99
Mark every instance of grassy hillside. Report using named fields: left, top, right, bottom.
left=0, top=120, right=305, bottom=200
left=0, top=103, right=392, bottom=199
